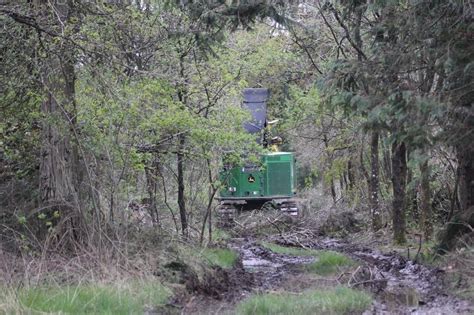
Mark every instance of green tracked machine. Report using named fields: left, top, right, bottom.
left=217, top=88, right=300, bottom=225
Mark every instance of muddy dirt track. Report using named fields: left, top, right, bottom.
left=281, top=236, right=472, bottom=314
left=173, top=233, right=473, bottom=315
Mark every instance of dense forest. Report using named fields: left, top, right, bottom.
left=1, top=1, right=473, bottom=314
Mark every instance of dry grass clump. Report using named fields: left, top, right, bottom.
left=0, top=227, right=180, bottom=313
left=0, top=222, right=244, bottom=314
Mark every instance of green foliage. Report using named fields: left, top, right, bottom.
left=236, top=286, right=372, bottom=315
left=305, top=251, right=355, bottom=275
left=323, top=157, right=349, bottom=185
left=0, top=89, right=42, bottom=180
left=17, top=215, right=27, bottom=225
left=19, top=281, right=171, bottom=314
left=2, top=0, right=471, bottom=258
left=285, top=85, right=321, bottom=124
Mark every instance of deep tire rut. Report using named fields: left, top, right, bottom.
left=180, top=236, right=473, bottom=314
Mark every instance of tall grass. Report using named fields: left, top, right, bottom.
left=13, top=280, right=171, bottom=314
left=201, top=248, right=238, bottom=269
left=237, top=286, right=372, bottom=315
left=0, top=287, right=20, bottom=314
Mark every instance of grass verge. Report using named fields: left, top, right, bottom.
left=236, top=286, right=372, bottom=315
left=261, top=242, right=319, bottom=256
left=16, top=280, right=171, bottom=314
left=305, top=250, right=355, bottom=275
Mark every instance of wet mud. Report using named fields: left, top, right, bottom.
left=275, top=236, right=473, bottom=315
left=228, top=238, right=315, bottom=288
left=177, top=236, right=472, bottom=314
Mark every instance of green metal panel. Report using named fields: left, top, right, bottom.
left=263, top=152, right=295, bottom=197
left=266, top=162, right=292, bottom=195
left=265, top=155, right=282, bottom=162
left=219, top=152, right=296, bottom=199
left=219, top=165, right=264, bottom=198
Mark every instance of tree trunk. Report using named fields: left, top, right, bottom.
left=391, top=140, right=407, bottom=244
left=359, top=146, right=369, bottom=182
left=39, top=91, right=77, bottom=208
left=369, top=131, right=382, bottom=231
left=144, top=155, right=160, bottom=226
left=343, top=170, right=348, bottom=192
left=38, top=2, right=80, bottom=212
left=347, top=159, right=354, bottom=190
left=436, top=11, right=474, bottom=252
left=406, top=149, right=419, bottom=224
left=177, top=134, right=187, bottom=237
left=457, top=148, right=474, bottom=211
left=175, top=48, right=189, bottom=238
left=323, top=134, right=337, bottom=203
left=382, top=140, right=392, bottom=184
left=34, top=1, right=89, bottom=247
left=419, top=159, right=432, bottom=241
left=330, top=179, right=337, bottom=203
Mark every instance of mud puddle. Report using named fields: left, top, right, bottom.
left=228, top=238, right=315, bottom=290
left=179, top=236, right=472, bottom=314
left=274, top=236, right=473, bottom=314
left=178, top=237, right=316, bottom=314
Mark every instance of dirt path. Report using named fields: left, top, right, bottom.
left=179, top=235, right=473, bottom=315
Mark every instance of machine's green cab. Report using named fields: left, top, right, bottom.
left=219, top=152, right=296, bottom=199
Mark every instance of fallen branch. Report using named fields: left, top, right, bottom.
left=349, top=278, right=387, bottom=288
